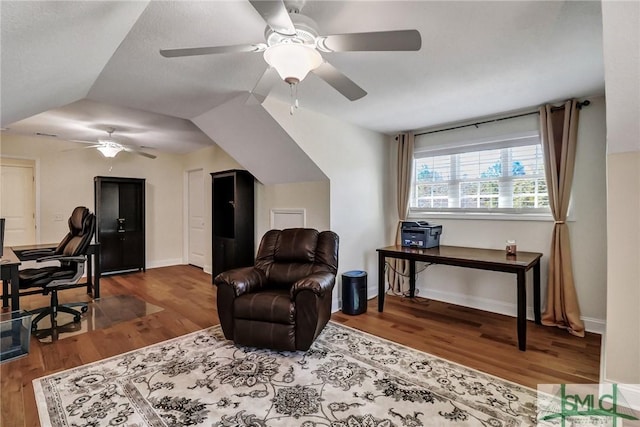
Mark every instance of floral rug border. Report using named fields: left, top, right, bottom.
left=33, top=321, right=539, bottom=426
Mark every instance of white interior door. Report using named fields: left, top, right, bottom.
left=0, top=158, right=36, bottom=246
left=188, top=169, right=205, bottom=268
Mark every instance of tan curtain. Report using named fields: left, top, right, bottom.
left=386, top=132, right=414, bottom=295
left=539, top=100, right=585, bottom=337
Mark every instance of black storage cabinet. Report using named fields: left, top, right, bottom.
left=342, top=270, right=368, bottom=315
left=211, top=169, right=255, bottom=279
left=94, top=176, right=145, bottom=274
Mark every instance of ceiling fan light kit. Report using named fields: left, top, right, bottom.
left=96, top=141, right=124, bottom=158
left=264, top=43, right=322, bottom=84
left=159, top=0, right=422, bottom=103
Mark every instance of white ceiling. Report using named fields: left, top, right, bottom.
left=1, top=0, right=604, bottom=155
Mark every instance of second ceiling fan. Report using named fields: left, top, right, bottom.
left=71, top=129, right=157, bottom=159
left=160, top=0, right=422, bottom=102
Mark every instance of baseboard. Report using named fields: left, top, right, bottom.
left=401, top=287, right=607, bottom=335
left=600, top=381, right=640, bottom=412
left=146, top=259, right=184, bottom=269
left=581, top=316, right=606, bottom=335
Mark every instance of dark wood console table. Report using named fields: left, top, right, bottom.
left=377, top=245, right=542, bottom=351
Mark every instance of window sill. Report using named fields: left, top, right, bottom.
left=408, top=212, right=555, bottom=222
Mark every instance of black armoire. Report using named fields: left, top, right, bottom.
left=94, top=176, right=145, bottom=274
left=211, top=169, right=255, bottom=279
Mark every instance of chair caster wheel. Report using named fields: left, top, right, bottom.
left=81, top=306, right=88, bottom=313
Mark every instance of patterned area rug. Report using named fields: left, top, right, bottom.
left=34, top=322, right=538, bottom=426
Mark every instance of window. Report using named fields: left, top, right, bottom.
left=411, top=134, right=549, bottom=214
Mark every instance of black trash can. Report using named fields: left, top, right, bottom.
left=342, top=270, right=368, bottom=315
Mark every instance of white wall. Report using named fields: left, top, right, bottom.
left=388, top=96, right=608, bottom=333
left=255, top=181, right=330, bottom=235
left=264, top=97, right=389, bottom=306
left=1, top=133, right=185, bottom=268
left=601, top=0, right=640, bottom=405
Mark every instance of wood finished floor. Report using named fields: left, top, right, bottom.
left=1, top=265, right=601, bottom=427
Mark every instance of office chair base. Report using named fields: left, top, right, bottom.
left=30, top=303, right=88, bottom=332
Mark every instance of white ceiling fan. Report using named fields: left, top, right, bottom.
left=71, top=128, right=157, bottom=159
left=160, top=0, right=422, bottom=102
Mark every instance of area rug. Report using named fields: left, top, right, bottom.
left=34, top=322, right=538, bottom=426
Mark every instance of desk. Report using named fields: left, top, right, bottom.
left=2, top=243, right=101, bottom=311
left=1, top=248, right=21, bottom=311
left=377, top=245, right=542, bottom=351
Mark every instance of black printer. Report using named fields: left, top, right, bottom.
left=401, top=221, right=442, bottom=248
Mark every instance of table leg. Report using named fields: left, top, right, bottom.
left=533, top=261, right=541, bottom=324
left=409, top=259, right=416, bottom=298
left=517, top=269, right=526, bottom=351
left=94, top=246, right=101, bottom=299
left=378, top=252, right=385, bottom=312
left=10, top=265, right=19, bottom=311
left=86, top=251, right=93, bottom=294
left=2, top=280, right=8, bottom=308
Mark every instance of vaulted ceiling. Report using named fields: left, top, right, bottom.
left=1, top=1, right=604, bottom=166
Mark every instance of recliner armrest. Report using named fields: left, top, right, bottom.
left=291, top=272, right=336, bottom=298
left=214, top=267, right=267, bottom=297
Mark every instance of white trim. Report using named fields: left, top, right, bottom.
left=0, top=154, right=40, bottom=242
left=599, top=332, right=607, bottom=384
left=270, top=208, right=306, bottom=229
left=183, top=168, right=206, bottom=268
left=409, top=212, right=554, bottom=222
left=414, top=131, right=540, bottom=157
left=182, top=171, right=189, bottom=266
left=599, top=381, right=640, bottom=412
left=147, top=258, right=184, bottom=269
left=418, top=287, right=605, bottom=334
left=581, top=316, right=606, bottom=335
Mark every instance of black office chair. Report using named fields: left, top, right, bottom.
left=18, top=206, right=96, bottom=331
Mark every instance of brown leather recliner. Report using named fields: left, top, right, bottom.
left=214, top=228, right=339, bottom=351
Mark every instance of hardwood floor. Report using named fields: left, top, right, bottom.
left=1, top=265, right=601, bottom=426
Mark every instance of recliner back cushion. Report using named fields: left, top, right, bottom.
left=274, top=228, right=318, bottom=263
left=255, top=228, right=338, bottom=287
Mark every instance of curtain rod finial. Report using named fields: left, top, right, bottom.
left=577, top=100, right=591, bottom=110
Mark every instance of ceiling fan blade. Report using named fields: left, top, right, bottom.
left=123, top=147, right=157, bottom=159
left=62, top=144, right=101, bottom=152
left=312, top=62, right=367, bottom=101
left=318, top=29, right=422, bottom=52
left=160, top=44, right=265, bottom=58
left=247, top=67, right=280, bottom=104
left=70, top=139, right=100, bottom=145
left=249, top=0, right=295, bottom=36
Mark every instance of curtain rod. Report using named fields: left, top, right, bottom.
left=414, top=100, right=591, bottom=137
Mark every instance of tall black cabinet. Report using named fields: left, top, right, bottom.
left=211, top=170, right=255, bottom=279
left=94, top=176, right=145, bottom=274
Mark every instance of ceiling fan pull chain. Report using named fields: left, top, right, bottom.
left=289, top=82, right=299, bottom=115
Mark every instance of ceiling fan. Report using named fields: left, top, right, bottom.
left=159, top=0, right=422, bottom=102
left=71, top=129, right=157, bottom=159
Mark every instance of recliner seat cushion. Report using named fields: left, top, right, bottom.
left=234, top=289, right=295, bottom=324
left=233, top=320, right=296, bottom=351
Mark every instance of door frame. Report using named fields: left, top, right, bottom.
left=183, top=168, right=207, bottom=272
left=0, top=155, right=41, bottom=243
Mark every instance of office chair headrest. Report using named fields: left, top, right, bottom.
left=69, top=206, right=90, bottom=234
